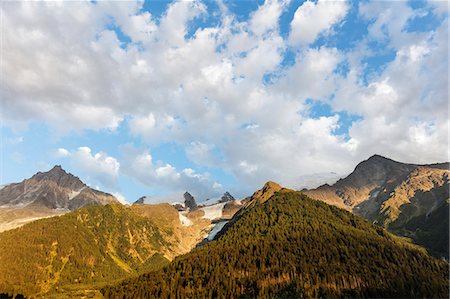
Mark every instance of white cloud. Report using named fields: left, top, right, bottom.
left=427, top=0, right=449, bottom=17
left=331, top=7, right=449, bottom=165
left=289, top=0, right=349, bottom=45
left=249, top=0, right=287, bottom=36
left=276, top=47, right=343, bottom=100
left=185, top=141, right=220, bottom=167
left=55, top=148, right=70, bottom=158
left=71, top=146, right=120, bottom=188
left=121, top=145, right=222, bottom=200
left=1, top=1, right=447, bottom=197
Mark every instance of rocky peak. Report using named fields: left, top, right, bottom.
left=184, top=192, right=197, bottom=210
left=133, top=196, right=146, bottom=205
left=337, top=155, right=416, bottom=189
left=31, top=165, right=85, bottom=191
left=0, top=166, right=118, bottom=210
left=357, top=154, right=402, bottom=169
left=219, top=192, right=235, bottom=203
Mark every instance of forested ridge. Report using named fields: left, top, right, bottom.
left=0, top=204, right=170, bottom=297
left=102, top=191, right=448, bottom=298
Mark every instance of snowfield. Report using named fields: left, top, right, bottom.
left=206, top=221, right=228, bottom=241
left=178, top=213, right=193, bottom=227
left=200, top=202, right=226, bottom=220
left=68, top=187, right=86, bottom=200
left=139, top=192, right=186, bottom=205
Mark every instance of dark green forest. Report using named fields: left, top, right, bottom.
left=102, top=191, right=449, bottom=298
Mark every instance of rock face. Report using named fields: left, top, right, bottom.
left=183, top=192, right=197, bottom=210
left=304, top=155, right=417, bottom=210
left=219, top=192, right=235, bottom=203
left=133, top=196, right=146, bottom=205
left=304, top=155, right=449, bottom=258
left=0, top=165, right=118, bottom=210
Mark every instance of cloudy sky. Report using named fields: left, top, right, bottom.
left=1, top=0, right=448, bottom=202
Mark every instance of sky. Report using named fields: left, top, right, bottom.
left=1, top=0, right=448, bottom=203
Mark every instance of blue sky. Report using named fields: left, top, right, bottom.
left=1, top=0, right=448, bottom=203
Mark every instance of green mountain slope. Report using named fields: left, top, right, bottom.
left=0, top=204, right=188, bottom=298
left=102, top=190, right=448, bottom=298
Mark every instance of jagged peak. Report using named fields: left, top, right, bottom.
left=219, top=191, right=235, bottom=203
left=184, top=192, right=197, bottom=210
left=36, top=165, right=68, bottom=176
left=31, top=165, right=86, bottom=190
left=48, top=164, right=68, bottom=175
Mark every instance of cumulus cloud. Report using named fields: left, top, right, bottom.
left=1, top=1, right=448, bottom=196
left=121, top=145, right=223, bottom=200
left=249, top=0, right=288, bottom=36
left=289, top=0, right=349, bottom=45
left=71, top=146, right=120, bottom=188
left=55, top=148, right=70, bottom=158
left=185, top=141, right=220, bottom=167
left=331, top=2, right=449, bottom=164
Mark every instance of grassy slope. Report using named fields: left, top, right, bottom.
left=102, top=191, right=448, bottom=298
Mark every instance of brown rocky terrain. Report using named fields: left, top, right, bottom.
left=0, top=165, right=119, bottom=232
left=303, top=155, right=449, bottom=258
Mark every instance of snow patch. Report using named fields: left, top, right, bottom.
left=179, top=213, right=193, bottom=227
left=201, top=197, right=221, bottom=205
left=200, top=202, right=226, bottom=220
left=370, top=190, right=380, bottom=198
left=207, top=221, right=228, bottom=241
left=68, top=187, right=86, bottom=200
left=139, top=192, right=186, bottom=205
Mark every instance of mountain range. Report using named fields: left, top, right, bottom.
left=0, top=167, right=243, bottom=298
left=0, top=155, right=448, bottom=298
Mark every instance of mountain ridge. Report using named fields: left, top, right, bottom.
left=0, top=165, right=118, bottom=210
left=303, top=154, right=449, bottom=258
left=102, top=189, right=448, bottom=298
left=0, top=165, right=120, bottom=232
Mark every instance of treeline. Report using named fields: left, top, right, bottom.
left=102, top=191, right=448, bottom=298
